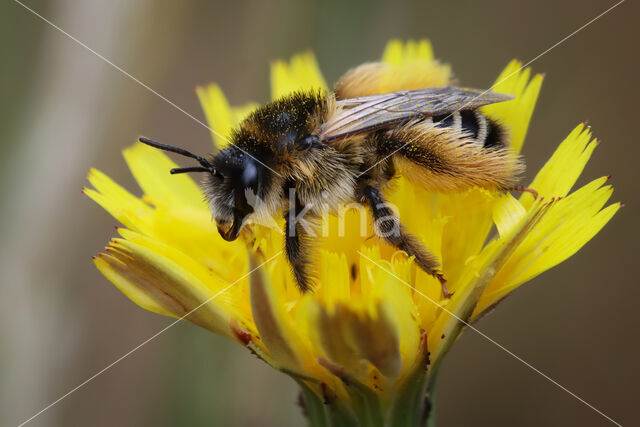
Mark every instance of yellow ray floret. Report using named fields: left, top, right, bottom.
left=335, top=39, right=452, bottom=98
left=196, top=83, right=259, bottom=148
left=482, top=59, right=543, bottom=154
left=271, top=51, right=328, bottom=99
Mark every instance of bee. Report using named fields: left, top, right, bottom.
left=140, top=62, right=533, bottom=297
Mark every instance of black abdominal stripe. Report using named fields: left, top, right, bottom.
left=426, top=110, right=503, bottom=148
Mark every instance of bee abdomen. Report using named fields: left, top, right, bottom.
left=431, top=110, right=505, bottom=148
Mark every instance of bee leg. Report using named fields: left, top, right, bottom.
left=509, top=186, right=538, bottom=199
left=362, top=185, right=453, bottom=298
left=284, top=208, right=314, bottom=292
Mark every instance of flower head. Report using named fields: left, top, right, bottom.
left=85, top=40, right=620, bottom=425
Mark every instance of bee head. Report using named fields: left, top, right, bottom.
left=138, top=137, right=269, bottom=242
left=207, top=146, right=272, bottom=241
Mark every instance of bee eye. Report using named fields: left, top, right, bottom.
left=240, top=161, right=259, bottom=190
left=299, top=135, right=320, bottom=150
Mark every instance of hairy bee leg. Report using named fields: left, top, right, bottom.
left=362, top=185, right=452, bottom=298
left=509, top=186, right=538, bottom=199
left=284, top=210, right=314, bottom=293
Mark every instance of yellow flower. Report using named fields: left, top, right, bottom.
left=85, top=40, right=620, bottom=426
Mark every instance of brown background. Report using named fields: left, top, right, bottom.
left=1, top=1, right=638, bottom=426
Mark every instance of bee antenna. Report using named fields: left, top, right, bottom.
left=139, top=137, right=213, bottom=170
left=170, top=166, right=210, bottom=174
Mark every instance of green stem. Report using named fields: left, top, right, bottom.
left=326, top=402, right=359, bottom=427
left=346, top=381, right=384, bottom=427
left=297, top=380, right=327, bottom=427
left=296, top=380, right=359, bottom=427
left=386, top=330, right=430, bottom=427
left=423, top=370, right=439, bottom=427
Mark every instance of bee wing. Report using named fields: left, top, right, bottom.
left=319, top=86, right=514, bottom=142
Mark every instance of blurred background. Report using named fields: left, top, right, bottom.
left=1, top=0, right=638, bottom=426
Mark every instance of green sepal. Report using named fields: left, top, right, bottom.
left=388, top=330, right=431, bottom=427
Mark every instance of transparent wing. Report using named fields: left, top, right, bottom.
left=319, top=86, right=514, bottom=142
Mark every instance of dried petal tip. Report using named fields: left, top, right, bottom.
left=231, top=322, right=253, bottom=346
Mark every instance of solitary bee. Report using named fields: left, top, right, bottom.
left=140, top=62, right=531, bottom=297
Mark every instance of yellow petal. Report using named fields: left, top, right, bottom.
left=94, top=229, right=255, bottom=341
left=390, top=181, right=497, bottom=290
left=438, top=190, right=497, bottom=287
left=196, top=83, right=235, bottom=148
left=196, top=84, right=259, bottom=148
left=123, top=142, right=204, bottom=209
left=270, top=51, right=328, bottom=99
left=493, top=193, right=527, bottom=237
left=429, top=200, right=550, bottom=359
left=94, top=254, right=174, bottom=317
left=84, top=168, right=153, bottom=233
left=86, top=165, right=248, bottom=286
left=304, top=248, right=419, bottom=384
left=144, top=205, right=247, bottom=283
left=118, top=228, right=251, bottom=313
left=316, top=301, right=402, bottom=379
left=411, top=267, right=445, bottom=332
left=382, top=39, right=435, bottom=64
left=314, top=251, right=352, bottom=311
left=475, top=178, right=620, bottom=316
left=249, top=255, right=323, bottom=376
left=378, top=39, right=452, bottom=91
left=317, top=208, right=371, bottom=278
left=521, top=124, right=597, bottom=208
left=482, top=59, right=543, bottom=154
left=378, top=255, right=422, bottom=378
